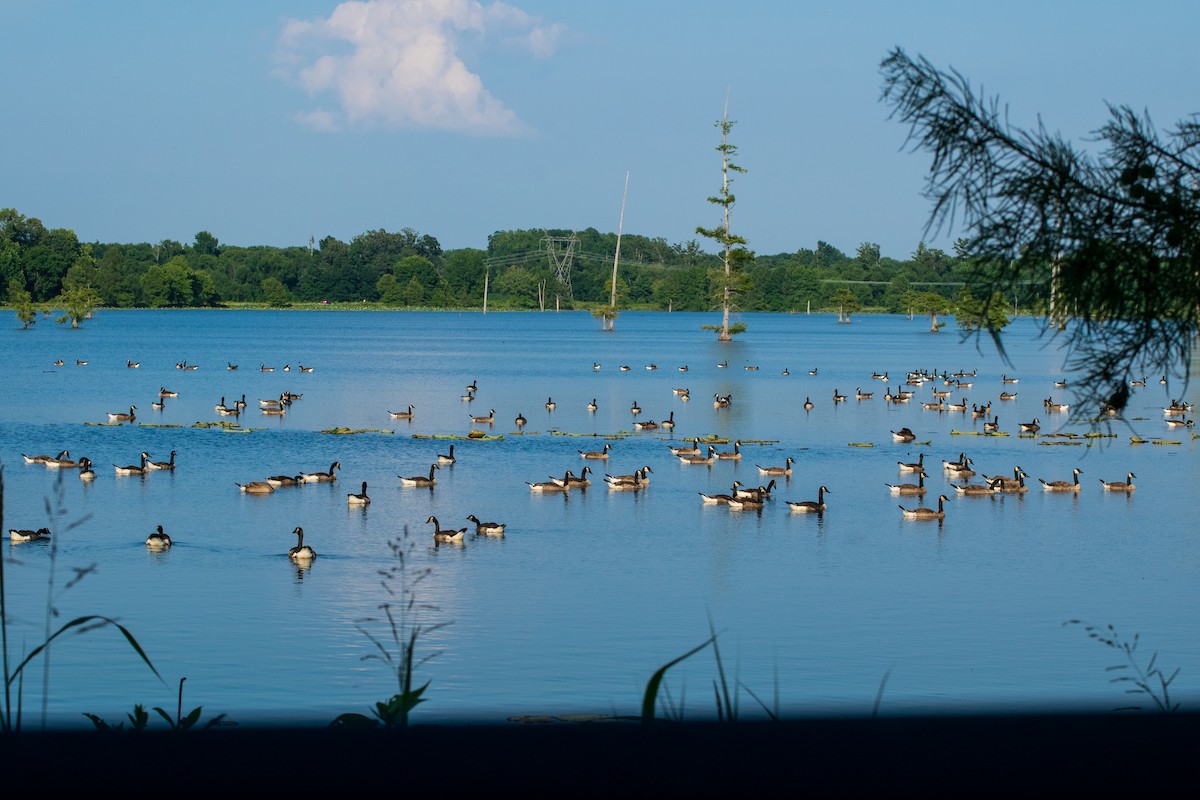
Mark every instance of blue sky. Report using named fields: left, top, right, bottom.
left=4, top=1, right=1196, bottom=260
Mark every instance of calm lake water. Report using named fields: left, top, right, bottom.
left=1, top=309, right=1197, bottom=728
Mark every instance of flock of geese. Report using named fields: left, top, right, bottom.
left=13, top=357, right=1190, bottom=549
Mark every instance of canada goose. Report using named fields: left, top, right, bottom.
left=347, top=481, right=371, bottom=506
left=679, top=390, right=691, bottom=402
left=215, top=398, right=239, bottom=416
left=921, top=399, right=944, bottom=411
left=1054, top=378, right=1068, bottom=387
left=301, top=461, right=341, bottom=483
left=607, top=470, right=647, bottom=491
left=282, top=391, right=302, bottom=402
left=260, top=363, right=274, bottom=372
left=399, top=464, right=439, bottom=487
left=593, top=362, right=601, bottom=371
left=832, top=389, right=847, bottom=403
left=942, top=452, right=968, bottom=470
left=236, top=481, right=276, bottom=494
left=45, top=452, right=85, bottom=468
left=986, top=468, right=1028, bottom=494
left=713, top=394, right=733, bottom=408
left=757, top=457, right=795, bottom=476
left=587, top=398, right=598, bottom=412
left=808, top=368, right=818, bottom=375
left=782, top=368, right=790, bottom=376
left=898, top=452, right=925, bottom=473
left=735, top=480, right=776, bottom=501
left=551, top=467, right=593, bottom=488
left=545, top=397, right=556, bottom=411
left=470, top=408, right=495, bottom=424
left=467, top=515, right=506, bottom=536
left=630, top=400, right=641, bottom=415
left=787, top=485, right=830, bottom=514
left=727, top=494, right=765, bottom=511
left=227, top=362, right=239, bottom=370
left=716, top=440, right=742, bottom=460
left=23, top=449, right=69, bottom=465
left=427, top=515, right=467, bottom=543
left=619, top=365, right=631, bottom=372
left=1129, top=376, right=1147, bottom=387
left=10, top=527, right=52, bottom=542
left=895, top=389, right=915, bottom=402
left=75, top=359, right=88, bottom=366
left=900, top=494, right=949, bottom=520
left=127, top=360, right=140, bottom=368
left=717, top=360, right=728, bottom=368
left=871, top=371, right=888, bottom=381
left=79, top=458, right=95, bottom=481
left=114, top=452, right=150, bottom=476
left=856, top=387, right=873, bottom=400
left=1018, top=418, right=1041, bottom=433
left=159, top=387, right=178, bottom=398
left=661, top=411, right=676, bottom=430
left=699, top=484, right=737, bottom=504
left=282, top=364, right=291, bottom=373
left=147, top=451, right=176, bottom=471
left=885, top=471, right=927, bottom=496
left=983, top=416, right=1000, bottom=433
left=1045, top=397, right=1070, bottom=412
left=999, top=391, right=1018, bottom=401
left=647, top=364, right=659, bottom=371
left=952, top=477, right=1002, bottom=495
left=892, top=428, right=916, bottom=443
left=514, top=413, right=527, bottom=428
left=669, top=441, right=701, bottom=457
left=1039, top=468, right=1083, bottom=492
left=151, top=399, right=166, bottom=411
left=261, top=394, right=287, bottom=408
left=673, top=387, right=690, bottom=396
left=181, top=362, right=198, bottom=371
left=289, top=526, right=316, bottom=561
left=803, top=397, right=814, bottom=411
left=678, top=365, right=688, bottom=372
left=437, top=444, right=456, bottom=465
left=261, top=404, right=287, bottom=416
left=1164, top=417, right=1194, bottom=429
left=298, top=365, right=314, bottom=373
left=1001, top=374, right=1019, bottom=384
left=605, top=465, right=653, bottom=486
left=633, top=419, right=659, bottom=431
left=145, top=524, right=172, bottom=550
left=678, top=445, right=717, bottom=465
left=53, top=359, right=64, bottom=366
left=1160, top=375, right=1168, bottom=384
left=931, top=387, right=952, bottom=398
left=946, top=397, right=968, bottom=413
left=389, top=405, right=416, bottom=420
left=527, top=473, right=571, bottom=492
left=943, top=459, right=975, bottom=479
left=460, top=390, right=475, bottom=402
left=235, top=394, right=247, bottom=410
left=108, top=406, right=137, bottom=422
left=1100, top=472, right=1136, bottom=493
left=266, top=474, right=304, bottom=487
left=579, top=443, right=612, bottom=460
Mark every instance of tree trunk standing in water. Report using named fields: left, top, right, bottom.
left=697, top=96, right=750, bottom=342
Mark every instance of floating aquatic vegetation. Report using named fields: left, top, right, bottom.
left=321, top=427, right=394, bottom=435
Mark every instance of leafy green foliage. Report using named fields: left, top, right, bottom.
left=881, top=47, right=1200, bottom=412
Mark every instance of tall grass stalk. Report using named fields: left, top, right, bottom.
left=1065, top=619, right=1181, bottom=713
left=332, top=526, right=449, bottom=729
left=1, top=467, right=162, bottom=732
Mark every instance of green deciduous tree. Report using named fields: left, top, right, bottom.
left=8, top=279, right=35, bottom=328
left=881, top=46, right=1200, bottom=412
left=697, top=100, right=751, bottom=341
left=55, top=283, right=101, bottom=328
left=261, top=276, right=293, bottom=308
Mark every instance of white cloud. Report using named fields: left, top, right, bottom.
left=277, top=0, right=563, bottom=135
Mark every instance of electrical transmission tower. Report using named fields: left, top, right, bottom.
left=541, top=233, right=577, bottom=305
